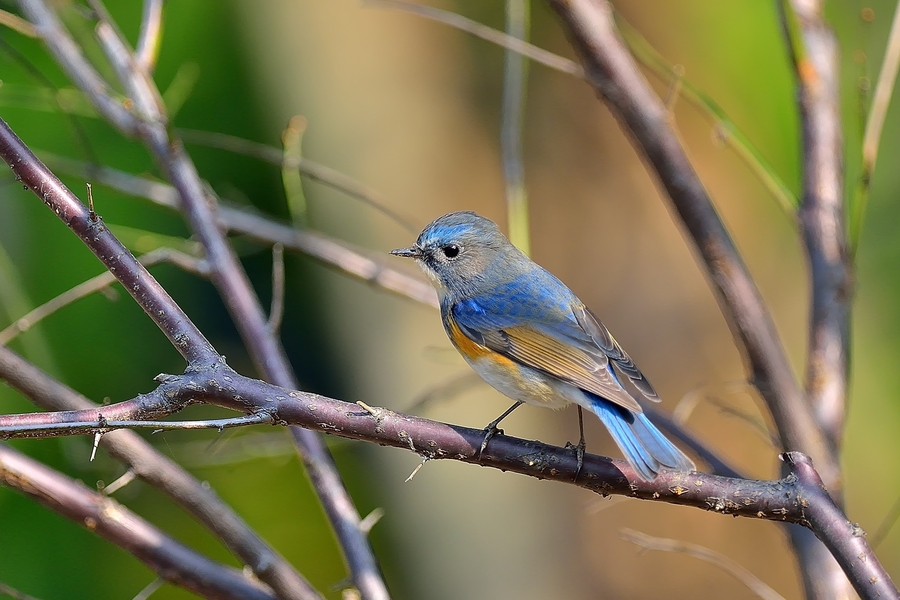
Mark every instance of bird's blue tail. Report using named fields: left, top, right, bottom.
left=585, top=393, right=695, bottom=481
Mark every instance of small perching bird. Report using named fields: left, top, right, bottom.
left=391, top=211, right=694, bottom=480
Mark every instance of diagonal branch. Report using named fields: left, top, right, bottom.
left=0, top=345, right=324, bottom=600
left=0, top=444, right=278, bottom=600
left=39, top=153, right=437, bottom=307
left=14, top=2, right=390, bottom=595
left=0, top=120, right=218, bottom=366
left=542, top=0, right=836, bottom=489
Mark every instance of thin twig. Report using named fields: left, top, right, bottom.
left=501, top=0, right=531, bottom=255
left=615, top=16, right=798, bottom=214
left=854, top=0, right=900, bottom=248
left=2, top=411, right=275, bottom=438
left=0, top=118, right=218, bottom=365
left=132, top=578, right=164, bottom=600
left=0, top=247, right=208, bottom=346
left=371, top=0, right=797, bottom=217
left=366, top=0, right=582, bottom=77
left=620, top=528, right=786, bottom=600
left=40, top=153, right=437, bottom=307
left=179, top=128, right=417, bottom=234
left=268, top=243, right=286, bottom=334
left=17, top=0, right=138, bottom=135
left=135, top=0, right=163, bottom=72
left=0, top=9, right=37, bottom=37
left=282, top=116, right=309, bottom=226
left=0, top=581, right=43, bottom=600
left=871, top=491, right=900, bottom=549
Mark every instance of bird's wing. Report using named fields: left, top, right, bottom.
left=572, top=305, right=660, bottom=403
left=451, top=297, right=644, bottom=413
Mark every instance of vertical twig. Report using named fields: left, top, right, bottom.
left=282, top=116, right=309, bottom=226
left=502, top=0, right=531, bottom=254
left=268, top=243, right=286, bottom=334
left=782, top=0, right=850, bottom=457
left=135, top=0, right=163, bottom=72
left=852, top=0, right=900, bottom=248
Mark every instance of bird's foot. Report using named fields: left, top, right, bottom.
left=477, top=423, right=504, bottom=459
left=565, top=439, right=586, bottom=481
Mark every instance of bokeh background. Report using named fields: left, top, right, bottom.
left=0, top=1, right=898, bottom=598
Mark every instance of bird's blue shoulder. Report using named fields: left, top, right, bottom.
left=448, top=268, right=578, bottom=334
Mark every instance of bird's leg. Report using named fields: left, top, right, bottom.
left=478, top=401, right=523, bottom=458
left=565, top=406, right=586, bottom=481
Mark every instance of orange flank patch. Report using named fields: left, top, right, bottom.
left=447, top=317, right=514, bottom=366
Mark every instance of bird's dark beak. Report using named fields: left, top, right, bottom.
left=390, top=246, right=423, bottom=258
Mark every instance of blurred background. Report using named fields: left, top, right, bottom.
left=0, top=0, right=898, bottom=598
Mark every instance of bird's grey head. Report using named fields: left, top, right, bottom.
left=390, top=211, right=518, bottom=297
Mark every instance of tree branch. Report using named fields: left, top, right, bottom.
left=0, top=345, right=324, bottom=600
left=0, top=444, right=278, bottom=600
left=0, top=365, right=894, bottom=599
left=778, top=2, right=853, bottom=596
left=782, top=0, right=850, bottom=456
left=39, top=152, right=437, bottom=307
left=541, top=0, right=835, bottom=487
left=14, top=2, right=390, bottom=594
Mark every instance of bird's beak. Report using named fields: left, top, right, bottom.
left=390, top=246, right=423, bottom=258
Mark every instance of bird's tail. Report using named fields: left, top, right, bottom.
left=585, top=394, right=695, bottom=481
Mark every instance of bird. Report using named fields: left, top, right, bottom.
left=390, top=211, right=695, bottom=480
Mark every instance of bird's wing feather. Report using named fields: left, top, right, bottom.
left=573, top=305, right=660, bottom=402
left=451, top=298, right=643, bottom=413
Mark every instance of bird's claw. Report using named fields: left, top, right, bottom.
left=565, top=439, right=586, bottom=481
left=477, top=425, right=504, bottom=459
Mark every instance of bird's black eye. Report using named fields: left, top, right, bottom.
left=442, top=244, right=460, bottom=259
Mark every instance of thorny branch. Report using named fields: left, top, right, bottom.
left=0, top=363, right=895, bottom=599
left=0, top=444, right=278, bottom=600
left=14, top=1, right=389, bottom=598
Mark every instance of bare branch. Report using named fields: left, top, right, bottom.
left=135, top=0, right=163, bottom=72
left=17, top=0, right=138, bottom=135
left=0, top=444, right=278, bottom=600
left=0, top=118, right=219, bottom=366
left=0, top=362, right=895, bottom=599
left=0, top=9, right=37, bottom=37
left=852, top=0, right=900, bottom=247
left=0, top=247, right=209, bottom=346
left=178, top=128, right=417, bottom=234
left=543, top=0, right=836, bottom=489
left=40, top=153, right=437, bottom=307
left=0, top=582, right=42, bottom=600
left=1, top=411, right=274, bottom=438
left=268, top=243, right=286, bottom=334
left=0, top=345, right=325, bottom=600
left=501, top=0, right=531, bottom=254
left=366, top=0, right=583, bottom=77
left=781, top=0, right=850, bottom=454
left=11, top=5, right=389, bottom=593
left=620, top=528, right=786, bottom=600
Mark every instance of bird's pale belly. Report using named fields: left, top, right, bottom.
left=465, top=353, right=579, bottom=410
